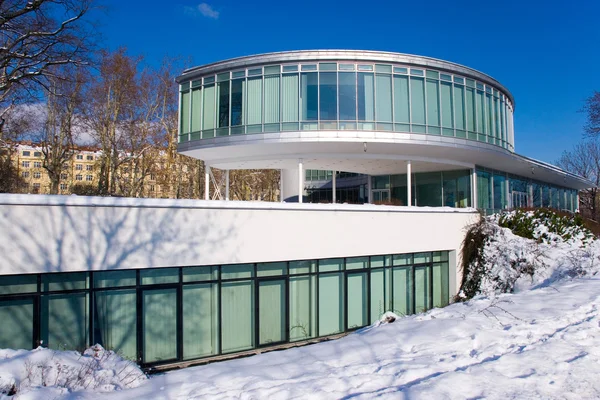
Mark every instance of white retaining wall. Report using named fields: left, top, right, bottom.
left=0, top=194, right=479, bottom=296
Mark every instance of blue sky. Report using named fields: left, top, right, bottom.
left=96, top=0, right=600, bottom=164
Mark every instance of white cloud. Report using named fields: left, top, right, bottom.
left=184, top=3, right=219, bottom=19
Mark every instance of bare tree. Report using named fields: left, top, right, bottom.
left=0, top=0, right=95, bottom=139
left=556, top=140, right=600, bottom=220
left=40, top=66, right=86, bottom=194
left=583, top=91, right=600, bottom=137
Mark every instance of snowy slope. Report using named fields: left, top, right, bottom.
left=68, top=278, right=598, bottom=400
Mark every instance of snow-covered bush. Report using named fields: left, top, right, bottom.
left=459, top=209, right=600, bottom=300
left=0, top=344, right=146, bottom=397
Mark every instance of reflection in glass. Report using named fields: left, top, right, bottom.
left=319, top=72, right=337, bottom=120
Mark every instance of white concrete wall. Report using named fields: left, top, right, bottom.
left=0, top=194, right=479, bottom=296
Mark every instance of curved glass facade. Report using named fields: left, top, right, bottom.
left=179, top=59, right=515, bottom=151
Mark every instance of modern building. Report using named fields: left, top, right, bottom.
left=177, top=50, right=587, bottom=212
left=0, top=50, right=590, bottom=370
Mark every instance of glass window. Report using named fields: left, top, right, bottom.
left=370, top=255, right=388, bottom=268
left=0, top=298, right=34, bottom=349
left=346, top=256, right=368, bottom=270
left=289, top=275, right=316, bottom=341
left=222, top=281, right=254, bottom=353
left=338, top=72, right=357, bottom=121
left=0, top=274, right=37, bottom=295
left=347, top=272, right=368, bottom=329
left=410, top=69, right=424, bottom=76
left=264, top=75, right=280, bottom=124
left=247, top=77, right=262, bottom=126
left=180, top=91, right=190, bottom=134
left=319, top=258, right=343, bottom=272
left=182, top=266, right=218, bottom=282
left=415, top=171, right=442, bottom=207
left=393, top=67, right=408, bottom=74
left=426, top=79, right=440, bottom=128
left=375, top=64, right=392, bottom=73
left=203, top=76, right=215, bottom=84
left=140, top=268, right=179, bottom=285
left=258, top=279, right=286, bottom=344
left=319, top=63, right=336, bottom=71
left=357, top=73, right=375, bottom=121
left=248, top=68, right=262, bottom=76
left=301, top=64, right=317, bottom=71
left=142, top=289, right=177, bottom=363
left=202, top=84, right=215, bottom=134
left=486, top=93, right=494, bottom=141
left=415, top=266, right=432, bottom=313
left=217, top=80, right=230, bottom=128
left=375, top=74, right=392, bottom=122
left=370, top=269, right=385, bottom=322
left=94, top=289, right=137, bottom=359
left=183, top=283, right=219, bottom=359
left=232, top=70, right=245, bottom=78
left=443, top=170, right=471, bottom=208
left=230, top=79, right=245, bottom=126
left=339, top=64, right=355, bottom=71
left=94, top=270, right=136, bottom=288
left=301, top=73, right=318, bottom=121
left=477, top=170, right=493, bottom=210
left=222, top=264, right=254, bottom=280
left=440, top=82, right=454, bottom=129
left=257, top=262, right=287, bottom=277
left=392, top=267, right=413, bottom=316
left=410, top=77, right=425, bottom=125
left=319, top=72, right=337, bottom=120
left=493, top=173, right=507, bottom=210
left=282, top=74, right=299, bottom=123
left=318, top=273, right=344, bottom=335
left=289, top=260, right=316, bottom=275
left=393, top=75, right=410, bottom=124
left=283, top=65, right=298, bottom=72
left=476, top=90, right=486, bottom=135
left=454, top=85, right=465, bottom=131
left=264, top=65, right=280, bottom=75
left=42, top=272, right=88, bottom=292
left=433, top=263, right=449, bottom=308
left=41, top=293, right=89, bottom=351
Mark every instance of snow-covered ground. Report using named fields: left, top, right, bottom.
left=2, top=213, right=600, bottom=399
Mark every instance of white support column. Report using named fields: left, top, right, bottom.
left=225, top=169, right=230, bottom=201
left=505, top=178, right=510, bottom=209
left=367, top=175, right=372, bottom=204
left=298, top=159, right=303, bottom=204
left=576, top=191, right=580, bottom=212
left=204, top=165, right=210, bottom=201
left=407, top=161, right=412, bottom=207
left=280, top=170, right=284, bottom=202
left=471, top=169, right=477, bottom=209
left=528, top=184, right=534, bottom=208
left=332, top=170, right=337, bottom=204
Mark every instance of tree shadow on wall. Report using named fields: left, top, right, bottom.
left=0, top=199, right=244, bottom=356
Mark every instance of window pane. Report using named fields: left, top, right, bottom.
left=426, top=79, right=440, bottom=127
left=319, top=72, right=337, bottom=121
left=257, top=262, right=287, bottom=277
left=493, top=173, right=507, bottom=210
left=392, top=267, right=413, bottom=316
left=259, top=280, right=286, bottom=345
left=440, top=82, right=453, bottom=129
left=432, top=263, right=449, bottom=308
left=476, top=90, right=485, bottom=135
left=264, top=75, right=280, bottom=124
left=357, top=73, right=374, bottom=121
left=487, top=93, right=494, bottom=141
left=415, top=266, right=431, bottom=313
left=42, top=272, right=88, bottom=292
left=443, top=170, right=471, bottom=208
left=94, top=289, right=137, bottom=359
left=346, top=256, right=368, bottom=270
left=454, top=85, right=465, bottom=130
left=41, top=293, right=89, bottom=351
left=347, top=272, right=368, bottom=329
left=221, top=264, right=254, bottom=279
left=222, top=281, right=255, bottom=353
left=319, top=258, right=343, bottom=272
left=202, top=84, right=215, bottom=131
left=338, top=72, right=356, bottom=120
left=393, top=75, right=410, bottom=123
left=180, top=91, right=190, bottom=134
left=477, top=170, right=493, bottom=210
left=0, top=298, right=33, bottom=349
left=415, top=172, right=442, bottom=207
left=140, top=268, right=179, bottom=285
left=183, top=266, right=218, bottom=282
left=191, top=88, right=202, bottom=132
left=217, top=81, right=229, bottom=128
left=318, top=273, right=344, bottom=336
left=282, top=74, right=299, bottom=123
left=230, top=79, right=245, bottom=126
left=143, top=289, right=177, bottom=363
left=410, top=77, right=425, bottom=125
left=375, top=74, right=392, bottom=122
left=0, top=274, right=37, bottom=295
left=183, top=283, right=219, bottom=359
left=289, top=260, right=316, bottom=275
left=247, top=77, right=262, bottom=125
left=289, top=275, right=316, bottom=341
left=301, top=73, right=318, bottom=121
left=370, top=269, right=385, bottom=323
left=466, top=87, right=476, bottom=133
left=94, top=270, right=136, bottom=288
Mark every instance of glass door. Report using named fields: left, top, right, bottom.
left=372, top=189, right=390, bottom=203
left=258, top=279, right=287, bottom=346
